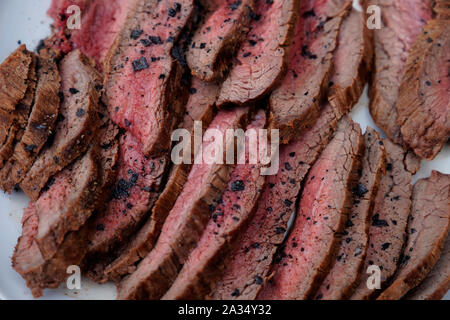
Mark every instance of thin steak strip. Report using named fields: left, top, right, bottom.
left=268, top=0, right=351, bottom=144
left=20, top=50, right=102, bottom=200
left=186, top=0, right=254, bottom=82
left=163, top=110, right=267, bottom=300
left=12, top=147, right=100, bottom=298
left=217, top=0, right=299, bottom=107
left=368, top=0, right=433, bottom=144
left=351, top=139, right=419, bottom=300
left=328, top=7, right=373, bottom=117
left=378, top=171, right=450, bottom=300
left=117, top=106, right=249, bottom=300
left=104, top=0, right=193, bottom=156
left=315, top=128, right=386, bottom=300
left=259, top=117, right=363, bottom=300
left=104, top=78, right=219, bottom=281
left=397, top=19, right=450, bottom=160
left=406, top=235, right=450, bottom=300
left=211, top=103, right=339, bottom=300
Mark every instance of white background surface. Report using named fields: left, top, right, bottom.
left=0, top=0, right=448, bottom=300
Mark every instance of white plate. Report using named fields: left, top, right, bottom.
left=0, top=0, right=448, bottom=300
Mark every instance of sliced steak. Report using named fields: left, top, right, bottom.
left=104, top=0, right=193, bottom=156
left=163, top=110, right=267, bottom=300
left=351, top=139, right=418, bottom=300
left=328, top=7, right=373, bottom=117
left=216, top=0, right=299, bottom=106
left=19, top=50, right=102, bottom=200
left=186, top=0, right=254, bottom=81
left=315, top=128, right=386, bottom=300
left=104, top=78, right=219, bottom=281
left=117, top=106, right=249, bottom=300
left=211, top=103, right=339, bottom=300
left=368, top=0, right=433, bottom=144
left=378, top=171, right=450, bottom=300
left=12, top=147, right=100, bottom=298
left=259, top=117, right=363, bottom=300
left=406, top=235, right=450, bottom=300
left=397, top=20, right=450, bottom=160
left=268, top=0, right=351, bottom=144
left=83, top=132, right=167, bottom=282
left=0, top=48, right=61, bottom=193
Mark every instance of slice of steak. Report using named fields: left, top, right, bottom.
left=83, top=132, right=167, bottom=283
left=328, top=7, right=373, bottom=117
left=104, top=78, right=219, bottom=281
left=397, top=20, right=450, bottom=160
left=211, top=103, right=339, bottom=300
left=186, top=0, right=254, bottom=81
left=104, top=0, right=193, bottom=156
left=405, top=235, right=450, bottom=300
left=314, top=128, right=386, bottom=300
left=20, top=50, right=102, bottom=200
left=163, top=110, right=267, bottom=300
left=0, top=48, right=61, bottom=193
left=378, top=171, right=450, bottom=300
left=117, top=106, right=249, bottom=300
left=217, top=0, right=299, bottom=106
left=350, top=139, right=418, bottom=300
left=368, top=0, right=433, bottom=144
left=259, top=117, right=363, bottom=300
left=268, top=0, right=351, bottom=144
left=12, top=147, right=100, bottom=298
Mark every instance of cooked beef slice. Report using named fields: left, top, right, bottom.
left=434, top=0, right=450, bottom=19
left=117, top=106, right=249, bottom=300
left=104, top=0, right=193, bottom=157
left=268, top=0, right=351, bottom=144
left=368, top=0, right=433, bottom=145
left=104, top=78, right=218, bottom=281
left=211, top=103, right=339, bottom=300
left=328, top=7, right=373, bottom=117
left=378, top=171, right=450, bottom=300
left=315, top=128, right=386, bottom=300
left=259, top=117, right=363, bottom=300
left=12, top=148, right=100, bottom=298
left=0, top=49, right=61, bottom=193
left=351, top=139, right=418, bottom=300
left=406, top=234, right=450, bottom=300
left=20, top=50, right=102, bottom=200
left=217, top=0, right=299, bottom=106
left=163, top=111, right=267, bottom=300
left=84, top=133, right=167, bottom=283
left=397, top=20, right=449, bottom=160
left=186, top=0, right=253, bottom=81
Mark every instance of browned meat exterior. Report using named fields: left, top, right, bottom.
left=259, top=117, right=363, bottom=300
left=397, top=20, right=450, bottom=160
left=328, top=7, right=373, bottom=117
left=434, top=0, right=450, bottom=18
left=19, top=50, right=102, bottom=200
left=163, top=111, right=267, bottom=300
left=12, top=148, right=100, bottom=298
left=104, top=0, right=193, bottom=157
left=117, top=106, right=249, bottom=300
left=378, top=171, right=450, bottom=300
left=315, top=128, right=386, bottom=300
left=406, top=235, right=450, bottom=300
left=186, top=0, right=253, bottom=81
left=217, top=0, right=299, bottom=106
left=0, top=48, right=61, bottom=193
left=83, top=133, right=167, bottom=283
left=268, top=0, right=351, bottom=144
left=212, top=104, right=338, bottom=300
left=368, top=0, right=433, bottom=144
left=104, top=78, right=218, bottom=281
left=351, top=139, right=418, bottom=300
